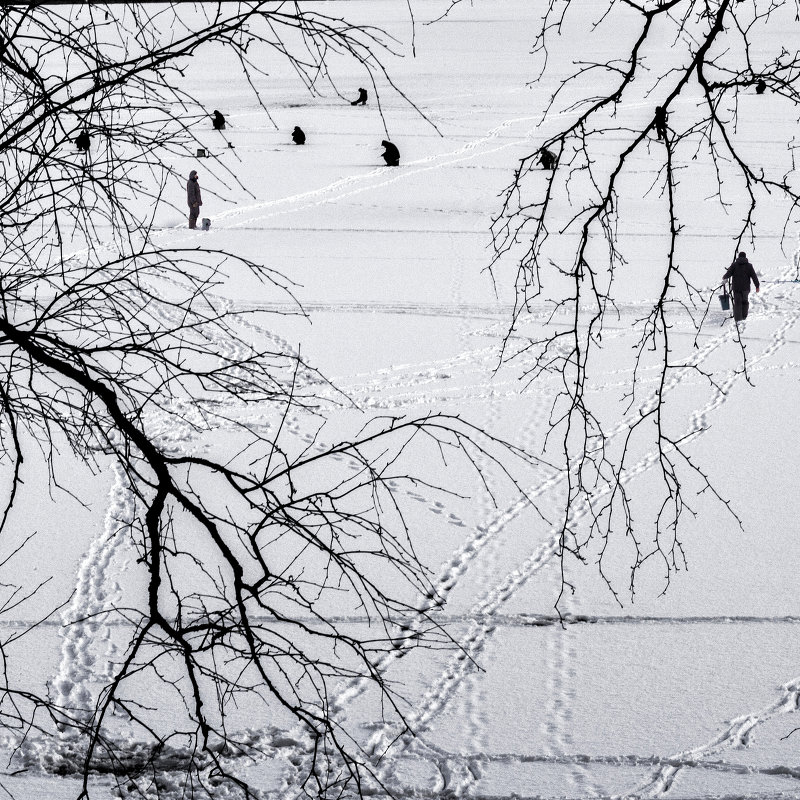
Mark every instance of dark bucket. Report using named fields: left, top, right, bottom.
left=719, top=292, right=730, bottom=311
left=201, top=218, right=211, bottom=231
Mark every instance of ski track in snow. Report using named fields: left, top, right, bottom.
left=143, top=112, right=548, bottom=243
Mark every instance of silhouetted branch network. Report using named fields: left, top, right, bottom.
left=0, top=3, right=539, bottom=799
left=473, top=0, right=800, bottom=605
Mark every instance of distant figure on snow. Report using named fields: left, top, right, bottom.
left=655, top=105, right=668, bottom=141
left=723, top=251, right=760, bottom=322
left=755, top=79, right=767, bottom=95
left=539, top=148, right=555, bottom=170
left=292, top=126, right=306, bottom=145
left=351, top=88, right=368, bottom=106
left=381, top=140, right=400, bottom=167
left=212, top=110, right=226, bottom=130
left=187, top=169, right=202, bottom=229
left=75, top=130, right=91, bottom=152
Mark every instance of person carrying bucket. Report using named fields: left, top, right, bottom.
left=723, top=251, right=760, bottom=322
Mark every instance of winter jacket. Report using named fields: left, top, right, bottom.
left=723, top=254, right=759, bottom=294
left=187, top=171, right=202, bottom=208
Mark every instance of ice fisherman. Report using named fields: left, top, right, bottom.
left=539, top=148, right=555, bottom=170
left=381, top=140, right=400, bottom=167
left=723, top=251, right=760, bottom=322
left=351, top=88, right=368, bottom=106
left=212, top=110, right=226, bottom=130
left=187, top=169, right=202, bottom=229
left=75, top=130, right=91, bottom=152
left=756, top=79, right=767, bottom=94
left=655, top=106, right=668, bottom=141
left=292, top=126, right=306, bottom=145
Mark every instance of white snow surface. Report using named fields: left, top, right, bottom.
left=8, top=1, right=800, bottom=798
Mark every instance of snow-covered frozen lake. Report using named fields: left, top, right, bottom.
left=9, top=1, right=800, bottom=798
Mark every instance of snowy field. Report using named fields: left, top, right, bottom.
left=9, top=1, right=800, bottom=798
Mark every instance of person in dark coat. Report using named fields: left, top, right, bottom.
left=351, top=88, right=368, bottom=106
left=723, top=251, right=760, bottom=321
left=655, top=105, right=668, bottom=141
left=755, top=79, right=767, bottom=94
left=539, top=148, right=555, bottom=170
left=381, top=140, right=400, bottom=167
left=292, top=126, right=306, bottom=145
left=212, top=110, right=226, bottom=130
left=75, top=130, right=91, bottom=152
left=187, top=169, right=202, bottom=229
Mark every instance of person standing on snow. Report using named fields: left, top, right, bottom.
left=723, top=251, right=760, bottom=322
left=187, top=170, right=202, bottom=229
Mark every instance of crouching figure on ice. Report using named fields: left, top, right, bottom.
left=655, top=105, right=668, bottom=141
left=75, top=130, right=91, bottom=152
left=212, top=109, right=226, bottom=130
left=381, top=140, right=400, bottom=167
left=351, top=87, right=368, bottom=106
left=539, top=148, right=555, bottom=170
left=723, top=251, right=760, bottom=322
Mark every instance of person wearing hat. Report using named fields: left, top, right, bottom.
left=187, top=170, right=202, bottom=229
